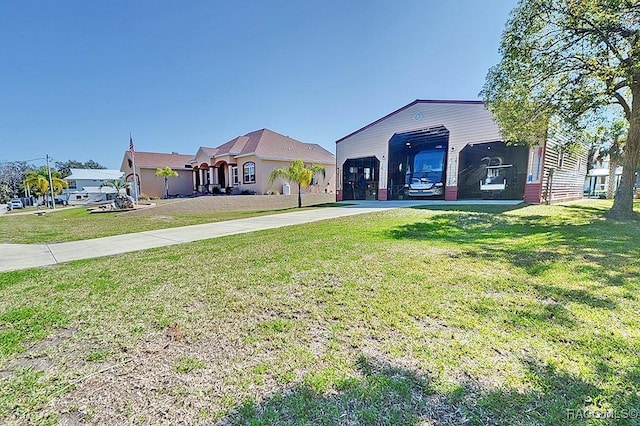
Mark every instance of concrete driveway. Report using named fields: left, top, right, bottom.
left=0, top=200, right=523, bottom=272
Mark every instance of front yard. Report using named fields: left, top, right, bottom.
left=0, top=200, right=638, bottom=424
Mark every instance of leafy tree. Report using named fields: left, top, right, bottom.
left=24, top=167, right=68, bottom=208
left=599, top=121, right=627, bottom=199
left=481, top=0, right=640, bottom=220
left=55, top=159, right=106, bottom=178
left=0, top=183, right=11, bottom=203
left=0, top=161, right=33, bottom=196
left=155, top=166, right=179, bottom=199
left=268, top=159, right=325, bottom=208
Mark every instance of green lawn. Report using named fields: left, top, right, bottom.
left=0, top=200, right=638, bottom=425
left=0, top=205, right=323, bottom=244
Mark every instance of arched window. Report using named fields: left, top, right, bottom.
left=243, top=162, right=256, bottom=183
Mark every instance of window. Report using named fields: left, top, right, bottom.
left=231, top=166, right=239, bottom=185
left=557, top=150, right=565, bottom=169
left=243, top=162, right=256, bottom=183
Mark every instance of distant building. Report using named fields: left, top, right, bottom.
left=120, top=152, right=194, bottom=199
left=335, top=99, right=587, bottom=204
left=584, top=154, right=622, bottom=197
left=63, top=169, right=124, bottom=205
left=191, top=129, right=336, bottom=195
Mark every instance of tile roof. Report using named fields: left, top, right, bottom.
left=128, top=152, right=194, bottom=169
left=198, top=129, right=335, bottom=164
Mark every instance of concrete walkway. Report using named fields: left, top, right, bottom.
left=0, top=200, right=522, bottom=272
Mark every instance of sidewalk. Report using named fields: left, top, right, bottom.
left=0, top=200, right=522, bottom=272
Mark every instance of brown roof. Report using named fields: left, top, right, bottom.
left=199, top=147, right=218, bottom=157
left=199, top=129, right=335, bottom=164
left=128, top=151, right=194, bottom=169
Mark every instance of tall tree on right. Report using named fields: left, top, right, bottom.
left=481, top=0, right=640, bottom=220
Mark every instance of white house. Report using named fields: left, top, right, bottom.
left=63, top=169, right=125, bottom=205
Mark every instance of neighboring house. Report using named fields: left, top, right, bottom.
left=335, top=99, right=587, bottom=204
left=120, top=152, right=194, bottom=198
left=63, top=169, right=124, bottom=205
left=584, top=155, right=622, bottom=197
left=191, top=128, right=336, bottom=195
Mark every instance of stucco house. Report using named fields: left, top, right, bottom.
left=120, top=151, right=194, bottom=199
left=191, top=128, right=336, bottom=195
left=62, top=168, right=125, bottom=205
left=335, top=99, right=587, bottom=204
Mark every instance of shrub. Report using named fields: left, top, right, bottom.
left=265, top=189, right=279, bottom=195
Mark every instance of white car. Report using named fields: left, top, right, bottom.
left=9, top=199, right=24, bottom=209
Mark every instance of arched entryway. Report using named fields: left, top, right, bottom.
left=215, top=161, right=227, bottom=189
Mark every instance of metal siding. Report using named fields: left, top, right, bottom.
left=336, top=102, right=503, bottom=190
left=541, top=138, right=588, bottom=203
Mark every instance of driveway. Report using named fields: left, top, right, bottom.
left=0, top=199, right=523, bottom=272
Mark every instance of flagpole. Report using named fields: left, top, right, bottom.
left=129, top=133, right=139, bottom=204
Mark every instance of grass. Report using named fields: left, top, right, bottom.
left=0, top=199, right=639, bottom=424
left=0, top=205, right=322, bottom=244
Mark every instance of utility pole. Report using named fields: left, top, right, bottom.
left=46, top=154, right=56, bottom=210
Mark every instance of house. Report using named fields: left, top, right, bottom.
left=120, top=152, right=194, bottom=199
left=584, top=154, right=623, bottom=197
left=62, top=169, right=125, bottom=205
left=190, top=129, right=336, bottom=195
left=335, top=99, right=587, bottom=204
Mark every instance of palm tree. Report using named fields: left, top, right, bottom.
left=155, top=166, right=179, bottom=199
left=268, top=159, right=325, bottom=208
left=24, top=168, right=68, bottom=208
left=100, top=180, right=133, bottom=209
left=101, top=179, right=129, bottom=193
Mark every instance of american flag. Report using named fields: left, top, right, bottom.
left=129, top=134, right=135, bottom=158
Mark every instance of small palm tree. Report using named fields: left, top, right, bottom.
left=100, top=179, right=133, bottom=209
left=100, top=179, right=130, bottom=194
left=24, top=169, right=68, bottom=208
left=155, top=167, right=179, bottom=198
left=268, top=159, right=325, bottom=208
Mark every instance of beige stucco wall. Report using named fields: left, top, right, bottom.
left=232, top=157, right=336, bottom=195
left=137, top=168, right=193, bottom=198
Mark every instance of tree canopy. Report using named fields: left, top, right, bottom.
left=0, top=161, right=33, bottom=197
left=481, top=0, right=640, bottom=219
left=55, top=159, right=106, bottom=178
left=268, top=159, right=325, bottom=208
left=24, top=167, right=68, bottom=207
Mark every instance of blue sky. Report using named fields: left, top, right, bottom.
left=1, top=0, right=517, bottom=169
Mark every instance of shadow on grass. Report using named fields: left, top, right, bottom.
left=410, top=203, right=527, bottom=215
left=220, top=355, right=466, bottom=425
left=219, top=354, right=640, bottom=425
left=388, top=207, right=639, bottom=290
left=466, top=357, right=640, bottom=425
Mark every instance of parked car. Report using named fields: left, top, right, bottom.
left=9, top=199, right=24, bottom=209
